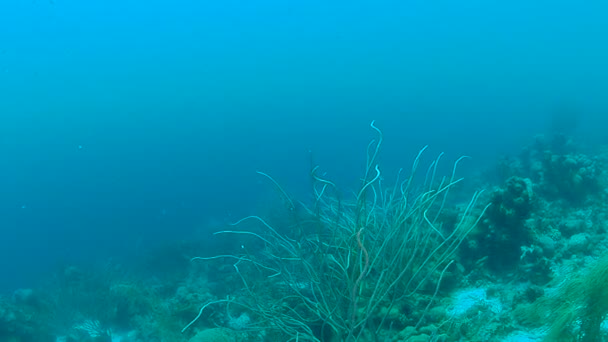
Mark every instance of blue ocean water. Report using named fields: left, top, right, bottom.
left=0, top=0, right=607, bottom=314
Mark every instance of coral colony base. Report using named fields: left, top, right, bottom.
left=3, top=123, right=608, bottom=341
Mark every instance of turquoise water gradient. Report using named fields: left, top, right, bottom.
left=0, top=0, right=607, bottom=291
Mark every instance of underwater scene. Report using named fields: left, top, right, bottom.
left=1, top=1, right=608, bottom=341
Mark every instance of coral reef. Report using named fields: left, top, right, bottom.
left=3, top=132, right=608, bottom=341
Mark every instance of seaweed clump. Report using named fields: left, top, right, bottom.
left=516, top=253, right=608, bottom=341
